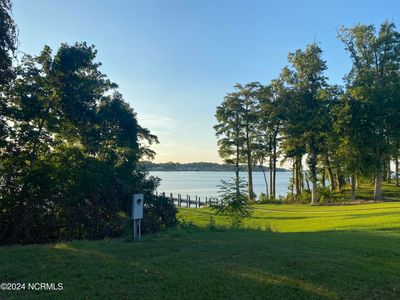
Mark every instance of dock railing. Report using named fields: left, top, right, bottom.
left=155, top=191, right=219, bottom=208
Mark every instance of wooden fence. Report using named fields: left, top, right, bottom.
left=155, top=191, right=219, bottom=208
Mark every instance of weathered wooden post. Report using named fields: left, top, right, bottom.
left=178, top=194, right=181, bottom=207
left=195, top=196, right=198, bottom=208
left=187, top=195, right=189, bottom=207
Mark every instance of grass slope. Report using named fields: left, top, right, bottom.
left=1, top=198, right=400, bottom=298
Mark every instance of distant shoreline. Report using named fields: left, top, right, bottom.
left=140, top=161, right=290, bottom=172
left=149, top=170, right=289, bottom=172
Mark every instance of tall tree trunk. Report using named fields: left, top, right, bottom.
left=321, top=170, right=326, bottom=188
left=295, top=157, right=301, bottom=195
left=246, top=129, right=253, bottom=201
left=235, top=128, right=240, bottom=195
left=374, top=152, right=383, bottom=201
left=247, top=158, right=253, bottom=201
left=308, top=150, right=318, bottom=204
left=261, top=163, right=269, bottom=198
left=335, top=170, right=342, bottom=191
left=350, top=172, right=356, bottom=200
left=269, top=155, right=273, bottom=199
left=382, top=158, right=388, bottom=182
left=325, top=157, right=336, bottom=192
left=387, top=158, right=391, bottom=183
left=305, top=173, right=310, bottom=192
left=272, top=133, right=277, bottom=199
left=291, top=161, right=295, bottom=196
left=311, top=180, right=317, bottom=204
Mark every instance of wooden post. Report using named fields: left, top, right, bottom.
left=195, top=196, right=198, bottom=208
left=187, top=195, right=189, bottom=207
left=178, top=194, right=181, bottom=207
left=133, top=219, right=136, bottom=240
left=138, top=219, right=141, bottom=241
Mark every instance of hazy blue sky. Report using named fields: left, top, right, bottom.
left=13, top=0, right=400, bottom=163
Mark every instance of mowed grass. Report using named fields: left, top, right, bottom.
left=1, top=192, right=400, bottom=299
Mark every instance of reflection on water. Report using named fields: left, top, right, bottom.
left=150, top=171, right=291, bottom=200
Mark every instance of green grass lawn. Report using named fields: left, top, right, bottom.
left=1, top=189, right=400, bottom=299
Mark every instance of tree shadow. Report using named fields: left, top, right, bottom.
left=1, top=227, right=399, bottom=299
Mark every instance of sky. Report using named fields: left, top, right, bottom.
left=12, top=0, right=400, bottom=163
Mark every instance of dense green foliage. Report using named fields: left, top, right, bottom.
left=215, top=21, right=400, bottom=203
left=1, top=201, right=399, bottom=299
left=0, top=2, right=172, bottom=245
left=0, top=0, right=16, bottom=85
left=142, top=195, right=178, bottom=233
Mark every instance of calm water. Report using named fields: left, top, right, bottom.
left=151, top=171, right=291, bottom=200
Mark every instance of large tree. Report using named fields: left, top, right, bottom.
left=214, top=92, right=245, bottom=195
left=338, top=21, right=400, bottom=200
left=0, top=0, right=17, bottom=149
left=280, top=44, right=329, bottom=203
left=0, top=43, right=158, bottom=244
left=215, top=83, right=260, bottom=201
left=0, top=0, right=16, bottom=85
left=255, top=82, right=284, bottom=199
left=233, top=82, right=260, bottom=201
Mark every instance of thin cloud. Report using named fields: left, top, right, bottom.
left=137, top=113, right=179, bottom=136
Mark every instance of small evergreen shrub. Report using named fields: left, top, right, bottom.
left=213, top=177, right=253, bottom=227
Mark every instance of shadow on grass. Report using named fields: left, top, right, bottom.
left=1, top=227, right=399, bottom=299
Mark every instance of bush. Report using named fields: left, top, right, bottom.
left=258, top=192, right=268, bottom=203
left=213, top=177, right=253, bottom=227
left=141, top=195, right=178, bottom=233
left=284, top=191, right=311, bottom=204
left=317, top=187, right=335, bottom=203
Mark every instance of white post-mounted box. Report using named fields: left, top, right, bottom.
left=132, top=194, right=144, bottom=220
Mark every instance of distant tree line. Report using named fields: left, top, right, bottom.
left=0, top=0, right=178, bottom=245
left=140, top=161, right=288, bottom=172
left=215, top=21, right=400, bottom=203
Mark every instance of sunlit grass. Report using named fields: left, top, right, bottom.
left=179, top=201, right=400, bottom=233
